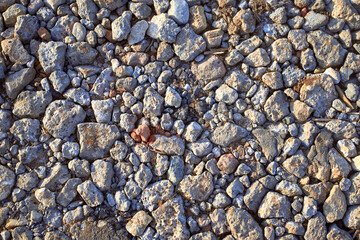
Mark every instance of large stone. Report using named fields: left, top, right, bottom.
left=210, top=123, right=248, bottom=147
left=147, top=13, right=181, bottom=43
left=93, top=0, right=127, bottom=10
left=38, top=41, right=67, bottom=73
left=264, top=91, right=290, bottom=122
left=258, top=192, right=292, bottom=219
left=152, top=196, right=190, bottom=240
left=13, top=91, right=52, bottom=118
left=1, top=37, right=31, bottom=65
left=5, top=68, right=36, bottom=99
left=0, top=165, right=15, bottom=201
left=344, top=205, right=360, bottom=229
left=149, top=135, right=185, bottom=155
left=304, top=213, right=327, bottom=240
left=143, top=87, right=164, bottom=117
left=77, top=123, right=120, bottom=161
left=227, top=207, right=263, bottom=240
left=66, top=42, right=98, bottom=65
left=43, top=100, right=86, bottom=139
left=126, top=211, right=152, bottom=237
left=112, top=11, right=132, bottom=41
left=168, top=0, right=189, bottom=24
left=173, top=24, right=206, bottom=62
left=191, top=56, right=226, bottom=84
left=252, top=128, right=283, bottom=161
left=141, top=180, right=174, bottom=211
left=323, top=185, right=347, bottom=223
left=77, top=180, right=104, bottom=207
left=50, top=15, right=78, bottom=41
left=307, top=30, right=347, bottom=68
left=14, top=14, right=39, bottom=41
left=300, top=74, right=337, bottom=116
left=327, top=0, right=360, bottom=29
left=177, top=172, right=214, bottom=201
left=325, top=120, right=358, bottom=140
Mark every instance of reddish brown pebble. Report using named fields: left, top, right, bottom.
left=131, top=132, right=141, bottom=142
left=164, top=132, right=171, bottom=137
left=109, top=90, right=116, bottom=98
left=217, top=154, right=239, bottom=174
left=301, top=8, right=307, bottom=17
left=37, top=27, right=51, bottom=41
left=135, top=124, right=151, bottom=142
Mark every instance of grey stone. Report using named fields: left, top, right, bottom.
left=62, top=206, right=84, bottom=224
left=16, top=171, right=39, bottom=191
left=262, top=72, right=283, bottom=90
left=63, top=88, right=91, bottom=106
left=13, top=91, right=52, bottom=118
left=243, top=48, right=271, bottom=67
left=270, top=39, right=293, bottom=63
left=304, top=213, right=327, bottom=240
left=112, top=11, right=132, bottom=41
left=134, top=164, right=153, bottom=189
left=141, top=180, right=174, bottom=211
left=0, top=165, right=15, bottom=201
left=307, top=30, right=347, bottom=68
left=150, top=135, right=185, bottom=155
left=40, top=163, right=70, bottom=191
left=264, top=91, right=290, bottom=122
left=0, top=110, right=13, bottom=133
left=325, top=120, right=358, bottom=140
left=91, top=99, right=114, bottom=123
left=93, top=0, right=126, bottom=10
left=275, top=180, right=303, bottom=197
left=168, top=0, right=189, bottom=24
left=215, top=84, right=238, bottom=104
left=129, top=3, right=151, bottom=19
left=346, top=172, right=360, bottom=205
left=167, top=156, right=184, bottom=184
left=2, top=4, right=26, bottom=27
left=287, top=29, right=309, bottom=51
left=154, top=0, right=170, bottom=14
left=126, top=211, right=152, bottom=237
left=152, top=196, right=190, bottom=239
left=35, top=188, right=56, bottom=208
left=128, top=20, right=148, bottom=45
left=77, top=123, right=120, bottom=161
left=66, top=42, right=98, bottom=65
left=210, top=123, right=248, bottom=147
left=115, top=191, right=131, bottom=211
left=14, top=14, right=39, bottom=41
left=76, top=0, right=98, bottom=21
left=5, top=68, right=36, bottom=99
left=77, top=180, right=104, bottom=207
left=68, top=159, right=90, bottom=178
left=49, top=71, right=70, bottom=93
left=177, top=172, right=214, bottom=201
left=187, top=138, right=213, bottom=157
left=18, top=145, right=47, bottom=167
left=38, top=41, right=67, bottom=73
left=236, top=35, right=263, bottom=56
left=147, top=13, right=181, bottom=43
left=282, top=65, right=305, bottom=87
left=303, top=11, right=329, bottom=31
left=252, top=128, right=283, bottom=161
left=323, top=185, right=347, bottom=223
left=165, top=87, right=182, bottom=108
left=43, top=100, right=86, bottom=139
left=120, top=113, right=137, bottom=132
left=282, top=151, right=309, bottom=178
left=10, top=118, right=41, bottom=143
left=326, top=224, right=352, bottom=240
left=174, top=24, right=206, bottom=62
left=258, top=192, right=292, bottom=219
left=57, top=178, right=82, bottom=207
left=91, top=160, right=114, bottom=191
left=227, top=207, right=263, bottom=240
left=343, top=205, right=360, bottom=229
left=301, top=48, right=317, bottom=72
left=143, top=87, right=164, bottom=117
left=50, top=15, right=78, bottom=41
left=191, top=55, right=226, bottom=83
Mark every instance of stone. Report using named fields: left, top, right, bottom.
left=43, top=100, right=86, bottom=139
left=325, top=120, right=358, bottom=140
left=243, top=48, right=271, bottom=67
left=326, top=225, right=352, bottom=240
left=72, top=22, right=86, bottom=41
left=77, top=180, right=104, bottom=207
left=282, top=151, right=309, bottom=178
left=344, top=205, right=360, bottom=229
left=112, top=11, right=132, bottom=41
left=57, top=178, right=82, bottom=207
left=210, top=123, right=248, bottom=147
left=157, top=42, right=174, bottom=61
left=189, top=5, right=207, bottom=33
left=303, top=11, right=329, bottom=31
left=149, top=135, right=185, bottom=155
left=68, top=159, right=90, bottom=178
left=18, top=145, right=48, bottom=167
left=215, top=84, right=238, bottom=105
left=129, top=3, right=151, bottom=19
left=128, top=20, right=148, bottom=45
left=291, top=100, right=313, bottom=122
left=126, top=211, right=152, bottom=236
left=264, top=91, right=290, bottom=122
left=191, top=56, right=226, bottom=83
left=3, top=4, right=26, bottom=27
left=187, top=139, right=213, bottom=157
left=270, top=39, right=293, bottom=63
left=300, top=74, right=337, bottom=116
left=115, top=191, right=131, bottom=211
left=17, top=172, right=39, bottom=191
left=93, top=0, right=126, bottom=10
left=217, top=154, right=239, bottom=174
left=1, top=37, right=31, bottom=65
left=227, top=207, right=263, bottom=240
left=177, top=172, right=214, bottom=201
left=327, top=0, right=360, bottom=29
left=134, top=164, right=153, bottom=189
left=0, top=165, right=15, bottom=201
left=64, top=88, right=91, bottom=106
left=304, top=213, right=327, bottom=240
left=302, top=182, right=332, bottom=204
left=323, top=185, right=347, bottom=223
left=236, top=35, right=263, bottom=55
left=10, top=118, right=41, bottom=143
left=77, top=123, right=120, bottom=161
left=13, top=91, right=52, bottom=118
left=183, top=122, right=202, bottom=142
left=152, top=196, right=190, bottom=239
left=258, top=192, right=291, bottom=219
left=40, top=163, right=70, bottom=191
left=49, top=71, right=70, bottom=93
left=346, top=172, right=360, bottom=205
left=38, top=41, right=67, bottom=73
left=147, top=13, right=181, bottom=43
left=91, top=99, right=114, bottom=123
left=275, top=180, right=303, bottom=197
left=66, top=42, right=98, bottom=66
left=307, top=30, right=347, bottom=68
left=252, top=128, right=283, bottom=161
left=203, top=29, right=224, bottom=48
left=282, top=65, right=305, bottom=87
left=143, top=87, right=164, bottom=117
left=14, top=14, right=39, bottom=42
left=168, top=0, right=189, bottom=25
left=167, top=156, right=184, bottom=184
left=76, top=0, right=98, bottom=21
left=91, top=160, right=113, bottom=191
left=174, top=24, right=206, bottom=62
left=5, top=68, right=36, bottom=99
left=141, top=180, right=174, bottom=211
left=35, top=188, right=56, bottom=208
left=288, top=29, right=309, bottom=51
left=50, top=15, right=78, bottom=41
left=337, top=139, right=357, bottom=157
left=231, top=9, right=256, bottom=34
left=262, top=72, right=283, bottom=90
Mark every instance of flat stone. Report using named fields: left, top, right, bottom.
left=93, top=0, right=126, bottom=10
left=191, top=56, right=226, bottom=84
left=258, top=191, right=292, bottom=219
left=325, top=120, right=358, bottom=140
left=344, top=205, right=360, bottom=229
left=5, top=68, right=36, bottom=99
left=13, top=91, right=52, bottom=118
left=66, top=42, right=98, bottom=66
left=149, top=135, right=185, bottom=155
left=168, top=0, right=189, bottom=24
left=143, top=87, right=164, bottom=117
left=141, top=180, right=174, bottom=211
left=252, top=128, right=283, bottom=161
left=227, top=207, right=263, bottom=240
left=264, top=91, right=290, bottom=122
left=282, top=151, right=309, bottom=178
left=77, top=123, right=120, bottom=161
left=243, top=48, right=271, bottom=67
left=0, top=165, right=15, bottom=201
left=173, top=24, right=206, bottom=62
left=43, top=100, right=86, bottom=139
left=77, top=180, right=104, bottom=207
left=112, top=11, right=132, bottom=41
left=126, top=211, right=152, bottom=237
left=91, top=160, right=114, bottom=191
left=147, top=13, right=181, bottom=43
left=323, top=185, right=347, bottom=223
left=304, top=213, right=327, bottom=240
left=210, top=123, right=248, bottom=147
